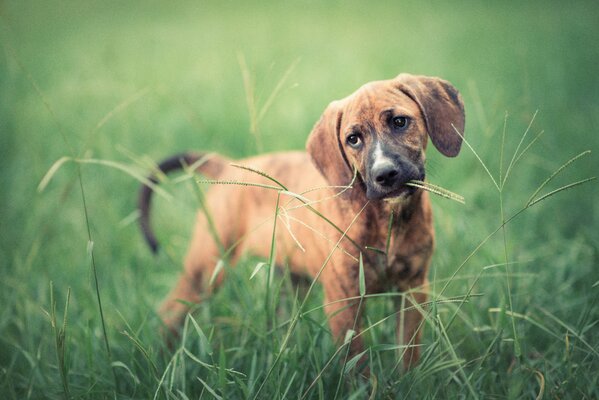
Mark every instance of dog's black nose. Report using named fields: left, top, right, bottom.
left=373, top=165, right=399, bottom=187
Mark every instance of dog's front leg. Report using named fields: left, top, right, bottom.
left=321, top=266, right=365, bottom=359
left=397, top=275, right=429, bottom=369
left=394, top=245, right=432, bottom=369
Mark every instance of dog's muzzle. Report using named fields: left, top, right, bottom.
left=366, top=159, right=423, bottom=200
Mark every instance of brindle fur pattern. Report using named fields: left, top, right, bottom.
left=139, top=73, right=465, bottom=369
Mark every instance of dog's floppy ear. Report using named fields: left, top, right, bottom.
left=395, top=74, right=465, bottom=157
left=306, top=100, right=354, bottom=187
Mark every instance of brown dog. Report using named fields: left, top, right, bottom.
left=139, top=73, right=465, bottom=368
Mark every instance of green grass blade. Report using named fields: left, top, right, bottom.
left=256, top=58, right=299, bottom=124
left=499, top=188, right=521, bottom=359
left=39, top=157, right=173, bottom=200
left=182, top=347, right=217, bottom=369
left=343, top=349, right=368, bottom=374
left=528, top=177, right=596, bottom=208
left=359, top=253, right=366, bottom=296
left=278, top=208, right=307, bottom=252
left=264, top=192, right=281, bottom=323
left=122, top=330, right=159, bottom=376
left=80, top=87, right=150, bottom=156
left=385, top=210, right=395, bottom=256
left=79, top=158, right=174, bottom=200
left=238, top=53, right=259, bottom=149
left=92, top=88, right=150, bottom=135
left=111, top=361, right=141, bottom=386
left=536, top=306, right=599, bottom=358
left=281, top=371, right=298, bottom=399
left=526, top=150, right=592, bottom=206
left=188, top=314, right=213, bottom=356
left=152, top=356, right=173, bottom=400
left=436, top=315, right=478, bottom=400
left=197, top=178, right=282, bottom=192
left=190, top=173, right=226, bottom=255
left=37, top=156, right=72, bottom=192
left=49, top=282, right=71, bottom=400
left=452, top=123, right=500, bottom=191
left=218, top=345, right=227, bottom=396
left=503, top=110, right=538, bottom=187
left=279, top=190, right=311, bottom=204
left=208, top=260, right=225, bottom=287
left=76, top=166, right=118, bottom=392
left=279, top=214, right=355, bottom=260
left=406, top=180, right=465, bottom=204
left=230, top=163, right=288, bottom=190
left=512, top=129, right=545, bottom=167
left=250, top=262, right=269, bottom=280
left=197, top=377, right=223, bottom=400
left=499, top=111, right=508, bottom=186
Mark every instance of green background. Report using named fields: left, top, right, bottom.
left=1, top=1, right=597, bottom=398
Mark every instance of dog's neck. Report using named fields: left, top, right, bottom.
left=357, top=189, right=425, bottom=248
left=378, top=189, right=424, bottom=226
left=353, top=190, right=429, bottom=291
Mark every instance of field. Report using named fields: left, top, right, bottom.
left=1, top=1, right=598, bottom=398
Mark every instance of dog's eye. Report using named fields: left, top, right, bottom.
left=346, top=133, right=362, bottom=148
left=392, top=116, right=409, bottom=129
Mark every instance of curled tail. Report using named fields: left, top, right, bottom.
left=138, top=152, right=226, bottom=254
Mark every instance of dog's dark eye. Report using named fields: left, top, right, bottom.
left=392, top=116, right=409, bottom=129
left=346, top=133, right=362, bottom=148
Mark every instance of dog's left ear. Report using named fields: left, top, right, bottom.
left=395, top=74, right=465, bottom=157
left=306, top=100, right=354, bottom=188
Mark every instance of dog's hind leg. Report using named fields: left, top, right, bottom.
left=159, top=212, right=228, bottom=345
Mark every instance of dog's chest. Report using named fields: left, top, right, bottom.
left=360, top=197, right=433, bottom=292
left=364, top=252, right=392, bottom=293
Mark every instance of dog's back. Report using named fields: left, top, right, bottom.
left=190, top=150, right=357, bottom=277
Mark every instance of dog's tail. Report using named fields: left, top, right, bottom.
left=138, top=152, right=227, bottom=254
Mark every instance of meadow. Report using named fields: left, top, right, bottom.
left=1, top=1, right=598, bottom=398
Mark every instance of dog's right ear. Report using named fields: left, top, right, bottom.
left=306, top=100, right=354, bottom=188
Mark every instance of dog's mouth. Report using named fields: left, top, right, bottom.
left=368, top=184, right=415, bottom=201
left=365, top=170, right=425, bottom=201
left=365, top=180, right=420, bottom=201
left=386, top=184, right=418, bottom=199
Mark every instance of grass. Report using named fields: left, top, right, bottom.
left=1, top=0, right=598, bottom=398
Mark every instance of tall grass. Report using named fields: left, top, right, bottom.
left=28, top=75, right=598, bottom=399
left=1, top=1, right=598, bottom=399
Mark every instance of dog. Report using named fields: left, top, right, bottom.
left=138, top=73, right=465, bottom=369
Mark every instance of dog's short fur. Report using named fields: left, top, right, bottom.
left=139, top=73, right=465, bottom=369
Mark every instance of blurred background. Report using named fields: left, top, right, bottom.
left=1, top=0, right=597, bottom=398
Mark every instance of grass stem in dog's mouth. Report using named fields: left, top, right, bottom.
left=406, top=180, right=465, bottom=204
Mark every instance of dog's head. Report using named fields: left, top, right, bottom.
left=307, top=73, right=465, bottom=200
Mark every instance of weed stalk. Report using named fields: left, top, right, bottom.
left=50, top=282, right=72, bottom=400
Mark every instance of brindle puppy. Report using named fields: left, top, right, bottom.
left=139, top=73, right=465, bottom=369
